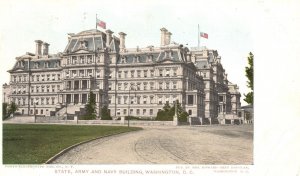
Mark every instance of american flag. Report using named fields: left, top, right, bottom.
left=200, top=32, right=208, bottom=39
left=96, top=18, right=106, bottom=29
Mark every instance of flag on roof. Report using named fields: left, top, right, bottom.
left=200, top=32, right=208, bottom=39
left=96, top=18, right=106, bottom=29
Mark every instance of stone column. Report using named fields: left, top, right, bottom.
left=71, top=94, right=74, bottom=104
left=79, top=94, right=82, bottom=104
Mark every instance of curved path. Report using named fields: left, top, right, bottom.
left=51, top=125, right=253, bottom=164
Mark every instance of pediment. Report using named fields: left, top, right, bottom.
left=73, top=49, right=91, bottom=54
left=157, top=58, right=177, bottom=64
left=13, top=68, right=26, bottom=72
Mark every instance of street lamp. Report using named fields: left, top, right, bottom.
left=63, top=64, right=69, bottom=120
left=127, top=84, right=137, bottom=127
left=33, top=100, right=37, bottom=123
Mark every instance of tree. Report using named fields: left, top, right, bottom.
left=84, top=91, right=96, bottom=120
left=101, top=105, right=112, bottom=120
left=155, top=100, right=189, bottom=122
left=2, top=103, right=8, bottom=120
left=244, top=52, right=253, bottom=105
left=8, top=102, right=18, bottom=116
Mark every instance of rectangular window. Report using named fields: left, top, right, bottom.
left=124, top=71, right=128, bottom=78
left=118, top=96, right=121, bottom=104
left=131, top=71, right=134, bottom=78
left=150, top=70, right=154, bottom=77
left=143, top=109, right=146, bottom=115
left=123, top=109, right=127, bottom=115
left=159, top=70, right=163, bottom=77
left=136, top=109, right=140, bottom=115
left=173, top=69, right=177, bottom=76
left=159, top=82, right=163, bottom=90
left=150, top=96, right=154, bottom=104
left=137, top=70, right=141, bottom=77
left=173, top=82, right=177, bottom=89
left=130, top=109, right=133, bottom=115
left=219, top=96, right=224, bottom=102
left=136, top=83, right=141, bottom=90
left=118, top=71, right=122, bottom=78
left=143, top=70, right=147, bottom=77
left=150, top=109, right=153, bottom=115
left=188, top=95, right=194, bottom=105
left=166, top=82, right=170, bottom=89
left=124, top=96, right=128, bottom=104
left=166, top=69, right=170, bottom=77
left=150, top=82, right=154, bottom=90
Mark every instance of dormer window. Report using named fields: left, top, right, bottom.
left=135, top=56, right=140, bottom=63
left=45, top=62, right=49, bottom=68
left=34, top=62, right=39, bottom=68
left=87, top=55, right=92, bottom=63
left=147, top=55, right=153, bottom=62
left=80, top=56, right=84, bottom=64
left=121, top=57, right=127, bottom=64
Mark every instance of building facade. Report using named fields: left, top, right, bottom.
left=3, top=27, right=241, bottom=124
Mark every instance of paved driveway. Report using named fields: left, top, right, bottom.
left=51, top=125, right=253, bottom=164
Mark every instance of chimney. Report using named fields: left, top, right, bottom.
left=106, top=30, right=114, bottom=48
left=35, top=40, right=43, bottom=56
left=42, top=42, right=50, bottom=55
left=160, top=28, right=168, bottom=46
left=165, top=31, right=172, bottom=45
left=119, top=32, right=126, bottom=51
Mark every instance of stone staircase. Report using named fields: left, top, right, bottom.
left=55, top=104, right=85, bottom=116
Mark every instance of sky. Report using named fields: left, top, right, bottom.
left=1, top=1, right=300, bottom=174
left=0, top=0, right=255, bottom=106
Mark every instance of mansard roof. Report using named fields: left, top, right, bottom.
left=8, top=55, right=61, bottom=72
left=117, top=47, right=186, bottom=64
left=194, top=60, right=209, bottom=69
left=64, top=29, right=120, bottom=54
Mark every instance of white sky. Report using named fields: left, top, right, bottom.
left=1, top=1, right=300, bottom=174
left=0, top=0, right=255, bottom=105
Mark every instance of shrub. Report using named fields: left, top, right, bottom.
left=101, top=105, right=112, bottom=120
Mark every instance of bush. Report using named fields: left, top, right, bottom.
left=101, top=105, right=112, bottom=120
left=155, top=100, right=189, bottom=122
left=179, top=111, right=189, bottom=122
left=80, top=114, right=96, bottom=120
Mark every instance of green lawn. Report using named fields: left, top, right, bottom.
left=3, top=124, right=142, bottom=164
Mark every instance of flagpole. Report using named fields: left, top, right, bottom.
left=96, top=14, right=97, bottom=30
left=198, top=24, right=200, bottom=50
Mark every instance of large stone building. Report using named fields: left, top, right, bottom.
left=3, top=27, right=241, bottom=124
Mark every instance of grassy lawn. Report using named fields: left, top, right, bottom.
left=3, top=124, right=142, bottom=164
